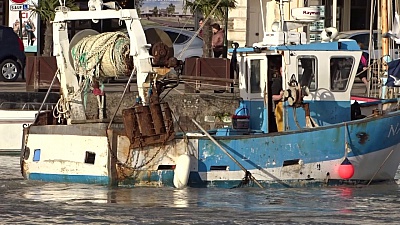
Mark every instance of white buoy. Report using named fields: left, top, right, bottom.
left=173, top=154, right=191, bottom=188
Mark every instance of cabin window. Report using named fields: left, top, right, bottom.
left=298, top=57, right=317, bottom=91
left=250, top=60, right=261, bottom=93
left=330, top=57, right=354, bottom=91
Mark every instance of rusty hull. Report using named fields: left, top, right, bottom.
left=115, top=136, right=189, bottom=185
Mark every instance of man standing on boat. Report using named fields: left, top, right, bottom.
left=271, top=67, right=284, bottom=132
left=357, top=42, right=370, bottom=89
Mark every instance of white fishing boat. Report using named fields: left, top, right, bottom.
left=0, top=100, right=55, bottom=154
left=20, top=0, right=400, bottom=188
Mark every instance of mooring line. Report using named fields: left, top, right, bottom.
left=367, top=149, right=395, bottom=186
left=191, top=119, right=263, bottom=188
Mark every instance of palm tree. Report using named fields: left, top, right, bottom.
left=184, top=0, right=236, bottom=58
left=31, top=0, right=78, bottom=56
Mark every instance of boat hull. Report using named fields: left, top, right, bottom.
left=21, top=111, right=400, bottom=188
left=0, top=110, right=38, bottom=153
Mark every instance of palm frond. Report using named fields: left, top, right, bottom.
left=31, top=0, right=78, bottom=21
left=184, top=0, right=236, bottom=19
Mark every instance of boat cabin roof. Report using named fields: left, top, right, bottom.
left=228, top=40, right=360, bottom=53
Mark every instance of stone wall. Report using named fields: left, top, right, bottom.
left=0, top=91, right=240, bottom=132
left=85, top=92, right=241, bottom=132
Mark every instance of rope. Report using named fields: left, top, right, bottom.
left=192, top=118, right=264, bottom=188
left=32, top=68, right=60, bottom=124
left=107, top=68, right=137, bottom=130
left=71, top=31, right=131, bottom=79
left=367, top=149, right=395, bottom=185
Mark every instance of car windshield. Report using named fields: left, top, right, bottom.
left=334, top=33, right=353, bottom=40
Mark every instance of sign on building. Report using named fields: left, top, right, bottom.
left=11, top=0, right=28, bottom=3
left=10, top=4, right=29, bottom=11
left=8, top=0, right=38, bottom=53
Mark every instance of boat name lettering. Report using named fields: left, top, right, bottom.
left=303, top=11, right=320, bottom=15
left=388, top=123, right=400, bottom=138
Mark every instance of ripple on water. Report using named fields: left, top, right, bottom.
left=1, top=156, right=400, bottom=224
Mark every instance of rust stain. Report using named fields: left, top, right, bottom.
left=356, top=132, right=369, bottom=145
left=122, top=101, right=175, bottom=149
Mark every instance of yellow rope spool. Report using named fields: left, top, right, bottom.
left=71, top=31, right=133, bottom=79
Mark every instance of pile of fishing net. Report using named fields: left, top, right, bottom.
left=71, top=31, right=133, bottom=79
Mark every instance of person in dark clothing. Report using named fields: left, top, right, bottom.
left=211, top=23, right=224, bottom=58
left=271, top=67, right=283, bottom=104
left=271, top=67, right=284, bottom=132
left=24, top=19, right=36, bottom=46
left=357, top=42, right=369, bottom=88
left=198, top=18, right=204, bottom=38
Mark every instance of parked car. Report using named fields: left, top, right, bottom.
left=0, top=25, right=26, bottom=81
left=334, top=30, right=399, bottom=59
left=143, top=26, right=203, bottom=61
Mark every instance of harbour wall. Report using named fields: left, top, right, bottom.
left=0, top=92, right=241, bottom=132
left=85, top=92, right=241, bottom=132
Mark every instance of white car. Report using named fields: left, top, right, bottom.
left=143, top=26, right=203, bottom=61
left=334, top=30, right=399, bottom=60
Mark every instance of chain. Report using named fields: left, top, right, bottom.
left=106, top=120, right=175, bottom=181
left=20, top=125, right=31, bottom=178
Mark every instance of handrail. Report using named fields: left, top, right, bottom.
left=0, top=102, right=56, bottom=111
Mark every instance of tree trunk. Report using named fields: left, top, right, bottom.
left=43, top=21, right=53, bottom=57
left=202, top=20, right=213, bottom=58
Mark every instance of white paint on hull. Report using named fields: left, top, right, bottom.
left=25, top=134, right=109, bottom=177
left=0, top=110, right=37, bottom=150
left=0, top=110, right=38, bottom=122
left=23, top=133, right=400, bottom=185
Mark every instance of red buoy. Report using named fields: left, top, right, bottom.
left=338, top=158, right=355, bottom=179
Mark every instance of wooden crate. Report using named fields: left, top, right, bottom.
left=184, top=58, right=232, bottom=92
left=25, top=56, right=60, bottom=92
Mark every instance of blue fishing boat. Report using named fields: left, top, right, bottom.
left=20, top=0, right=400, bottom=188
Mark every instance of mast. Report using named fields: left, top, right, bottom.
left=382, top=0, right=389, bottom=57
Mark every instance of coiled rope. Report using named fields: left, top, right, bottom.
left=71, top=31, right=132, bottom=79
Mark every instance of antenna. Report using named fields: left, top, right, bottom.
left=279, top=0, right=284, bottom=31
left=259, top=0, right=265, bottom=35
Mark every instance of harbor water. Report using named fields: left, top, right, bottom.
left=1, top=155, right=400, bottom=224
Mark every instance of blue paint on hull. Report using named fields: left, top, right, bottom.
left=29, top=173, right=110, bottom=185
left=26, top=111, right=400, bottom=188
left=197, top=111, right=400, bottom=172
left=29, top=170, right=176, bottom=187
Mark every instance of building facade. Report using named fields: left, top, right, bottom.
left=0, top=0, right=378, bottom=51
left=227, top=0, right=375, bottom=47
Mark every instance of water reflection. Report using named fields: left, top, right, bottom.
left=173, top=189, right=190, bottom=207
left=2, top=156, right=400, bottom=224
left=22, top=183, right=110, bottom=203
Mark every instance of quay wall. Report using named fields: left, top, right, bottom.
left=0, top=92, right=241, bottom=132
left=85, top=92, right=241, bottom=132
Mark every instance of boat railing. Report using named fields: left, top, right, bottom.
left=0, top=102, right=56, bottom=111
